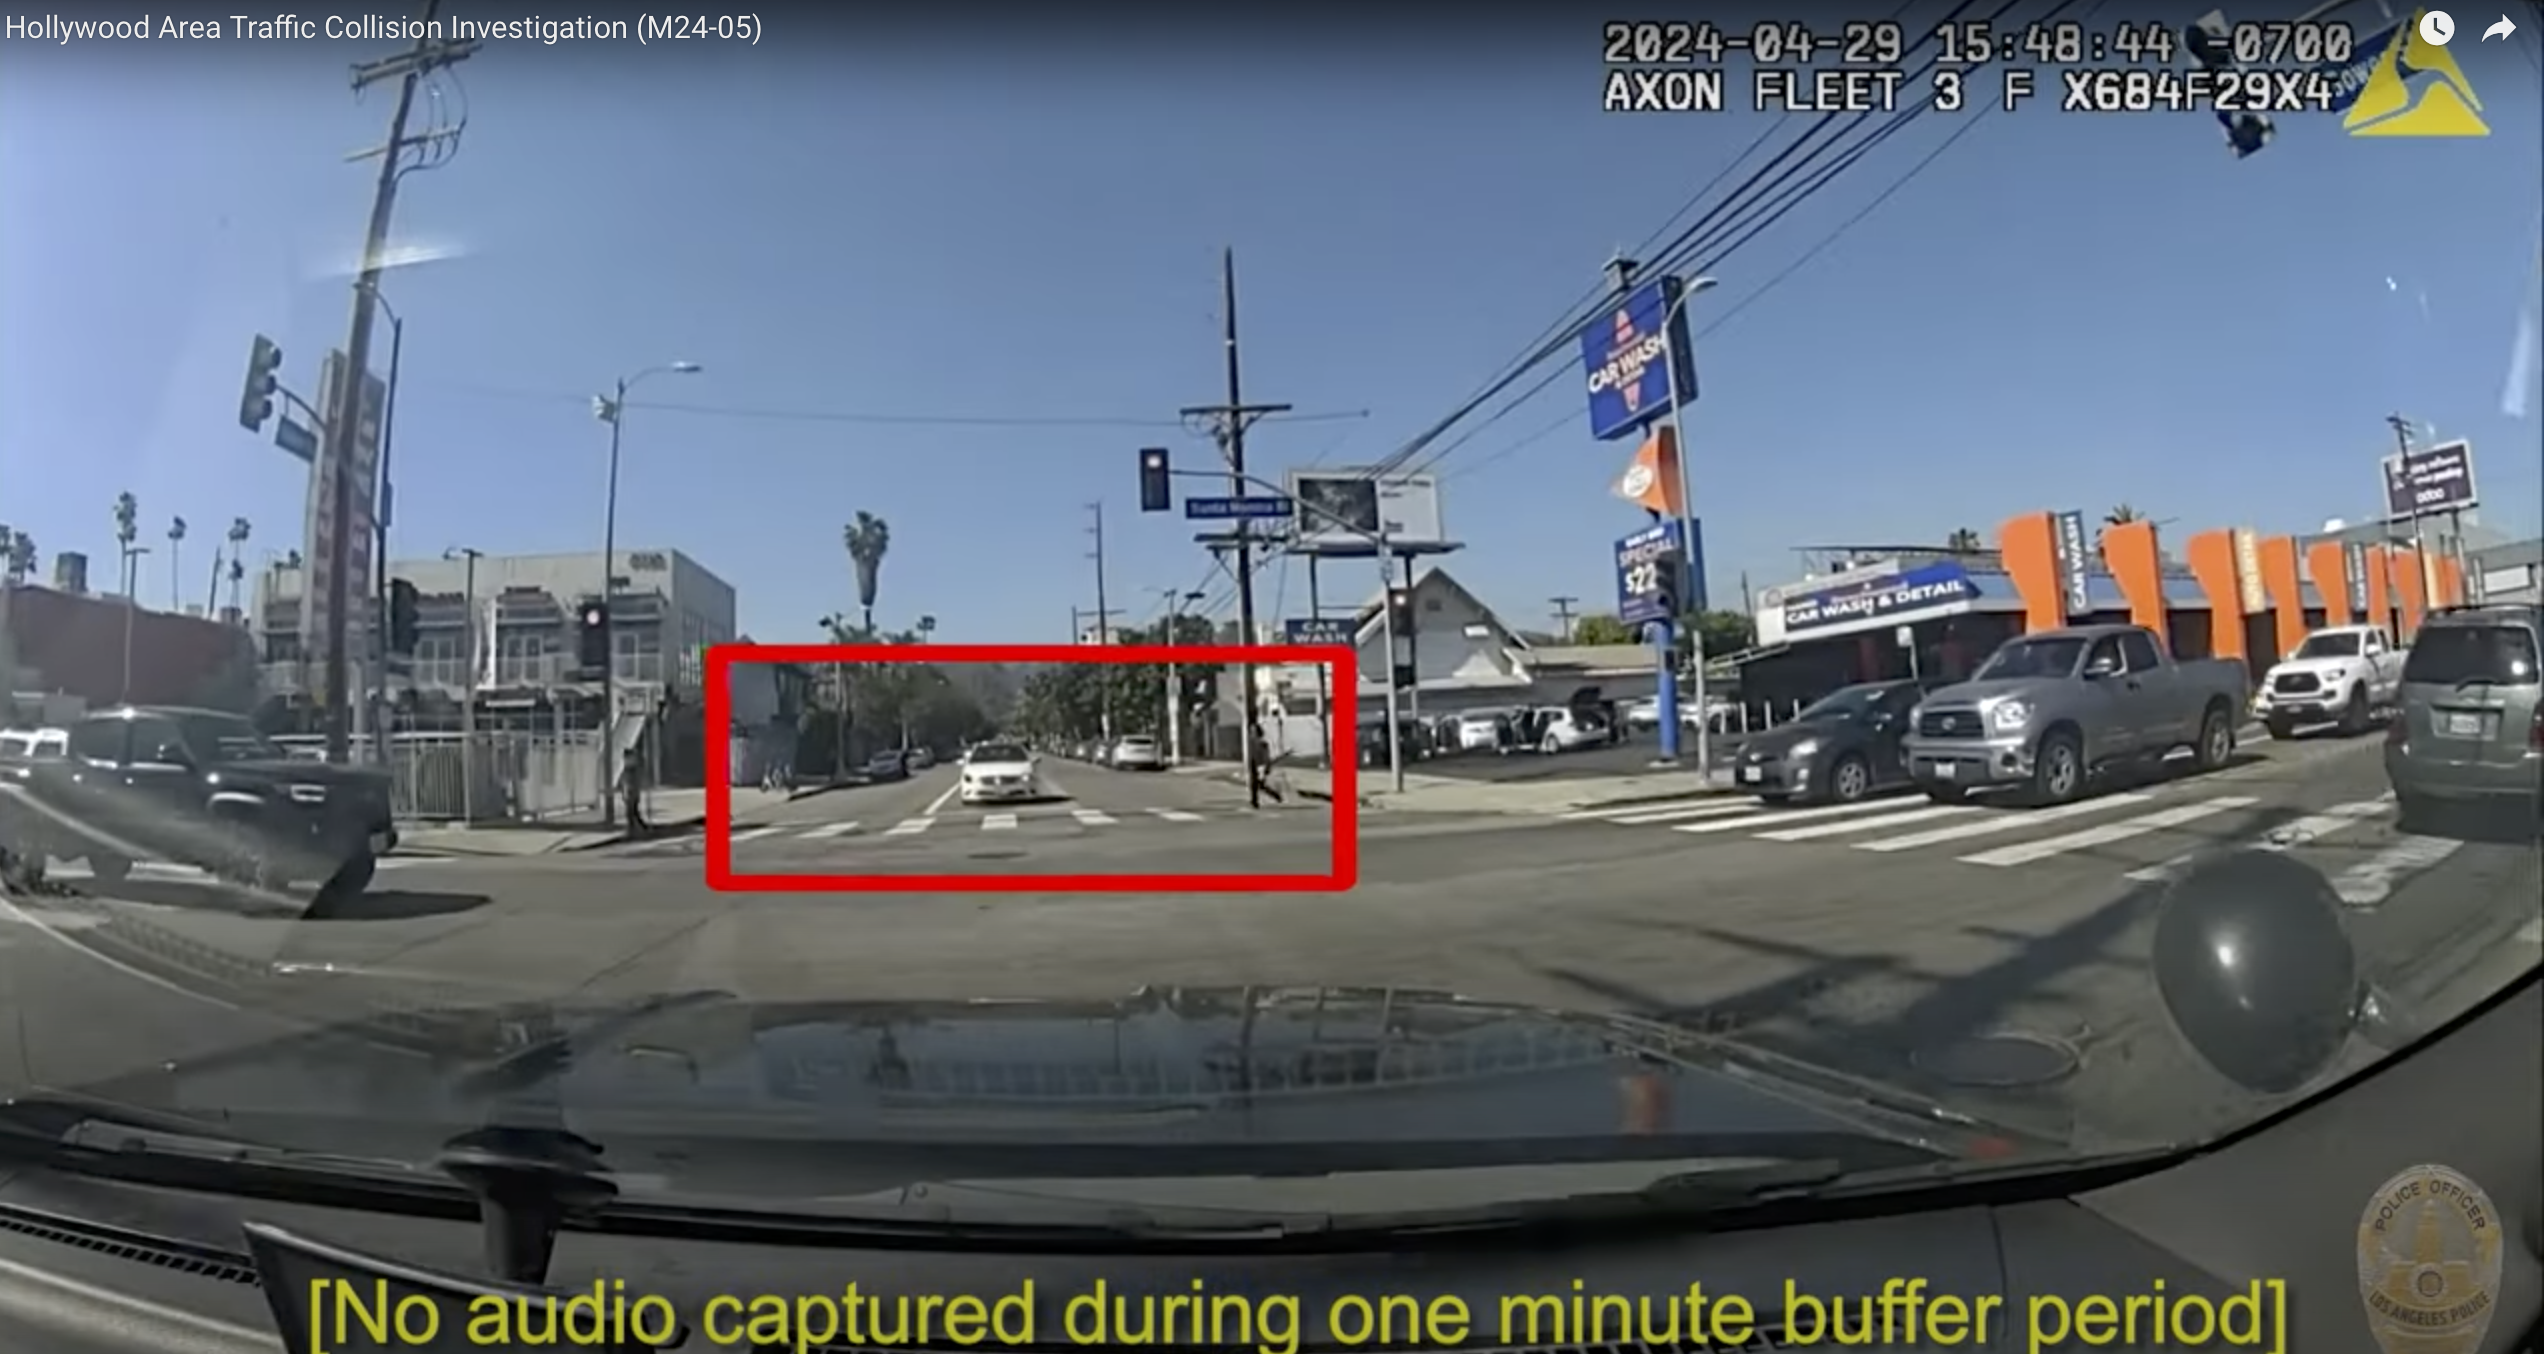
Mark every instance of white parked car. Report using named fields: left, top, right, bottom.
left=1110, top=735, right=1165, bottom=771
left=1528, top=707, right=1607, bottom=754
left=958, top=741, right=1041, bottom=804
left=2255, top=624, right=2406, bottom=738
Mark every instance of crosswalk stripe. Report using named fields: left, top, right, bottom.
left=1958, top=797, right=2259, bottom=868
left=1072, top=809, right=1117, bottom=825
left=1608, top=800, right=1765, bottom=826
left=1565, top=796, right=1728, bottom=821
left=1672, top=798, right=1904, bottom=836
left=1148, top=808, right=1203, bottom=822
left=1854, top=794, right=2153, bottom=853
left=2332, top=835, right=2463, bottom=907
left=729, top=827, right=787, bottom=843
left=2121, top=796, right=2391, bottom=883
left=801, top=821, right=861, bottom=839
left=884, top=817, right=934, bottom=836
left=1755, top=803, right=1979, bottom=842
left=983, top=813, right=1019, bottom=831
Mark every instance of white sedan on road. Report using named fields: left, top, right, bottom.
left=1110, top=735, right=1165, bottom=771
left=958, top=742, right=1043, bottom=804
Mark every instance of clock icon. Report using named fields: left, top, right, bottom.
left=2418, top=9, right=2456, bottom=44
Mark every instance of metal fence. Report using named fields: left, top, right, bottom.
left=271, top=706, right=607, bottom=825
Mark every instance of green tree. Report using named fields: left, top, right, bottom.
left=1572, top=613, right=1637, bottom=645
left=1946, top=526, right=1984, bottom=552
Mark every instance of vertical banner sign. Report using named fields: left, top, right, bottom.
left=1684, top=516, right=1710, bottom=613
left=1613, top=520, right=1684, bottom=627
left=1579, top=276, right=1699, bottom=441
left=2233, top=528, right=2267, bottom=615
left=2344, top=541, right=2370, bottom=615
left=298, top=351, right=387, bottom=675
left=2053, top=510, right=2091, bottom=616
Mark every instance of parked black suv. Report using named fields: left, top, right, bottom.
left=1, top=705, right=397, bottom=918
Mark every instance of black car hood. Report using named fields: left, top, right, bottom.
left=207, top=759, right=388, bottom=789
left=1742, top=717, right=1855, bottom=756
left=51, top=987, right=2044, bottom=1188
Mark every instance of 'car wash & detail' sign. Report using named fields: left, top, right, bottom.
left=1782, top=561, right=1982, bottom=639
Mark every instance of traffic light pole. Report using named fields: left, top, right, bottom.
left=319, top=1, right=471, bottom=764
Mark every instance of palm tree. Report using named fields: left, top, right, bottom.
left=225, top=518, right=251, bottom=617
left=166, top=516, right=187, bottom=609
left=1945, top=527, right=1984, bottom=553
left=2097, top=503, right=2145, bottom=552
left=843, top=511, right=890, bottom=637
left=111, top=493, right=139, bottom=597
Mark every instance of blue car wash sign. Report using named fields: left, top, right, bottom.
left=1579, top=276, right=1700, bottom=441
left=1614, top=520, right=1684, bottom=627
left=1283, top=617, right=1355, bottom=645
left=1782, top=561, right=1981, bottom=639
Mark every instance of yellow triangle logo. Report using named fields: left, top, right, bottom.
left=2347, top=11, right=2489, bottom=137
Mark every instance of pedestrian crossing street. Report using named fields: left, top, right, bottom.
left=701, top=805, right=1214, bottom=852
left=1561, top=788, right=2481, bottom=901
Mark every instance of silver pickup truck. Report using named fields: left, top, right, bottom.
left=1900, top=624, right=2251, bottom=806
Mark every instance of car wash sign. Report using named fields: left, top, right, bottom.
left=1578, top=276, right=1699, bottom=441
left=1782, top=560, right=1982, bottom=639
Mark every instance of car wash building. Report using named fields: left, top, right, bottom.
left=1733, top=505, right=2529, bottom=715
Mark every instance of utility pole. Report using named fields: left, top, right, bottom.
left=1089, top=501, right=1115, bottom=739
left=1550, top=596, right=1580, bottom=642
left=2385, top=412, right=2439, bottom=626
left=1179, top=249, right=1291, bottom=809
left=317, top=0, right=474, bottom=763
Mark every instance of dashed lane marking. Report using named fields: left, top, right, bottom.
left=982, top=813, right=1019, bottom=831
left=2332, top=834, right=2466, bottom=908
left=1754, top=803, right=1978, bottom=843
left=1672, top=797, right=1907, bottom=835
left=800, top=821, right=861, bottom=838
left=1072, top=809, right=1118, bottom=825
left=1148, top=808, right=1204, bottom=823
left=2122, top=795, right=2393, bottom=884
left=883, top=817, right=934, bottom=836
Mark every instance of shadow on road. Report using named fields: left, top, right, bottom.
left=44, top=877, right=494, bottom=924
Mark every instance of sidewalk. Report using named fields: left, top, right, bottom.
left=393, top=786, right=801, bottom=857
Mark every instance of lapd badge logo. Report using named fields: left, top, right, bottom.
left=2355, top=1164, right=2503, bottom=1354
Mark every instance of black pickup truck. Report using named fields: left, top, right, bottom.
left=0, top=705, right=397, bottom=917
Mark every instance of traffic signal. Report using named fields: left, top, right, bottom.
left=238, top=334, right=282, bottom=432
left=1138, top=447, right=1172, bottom=513
left=386, top=579, right=420, bottom=656
left=577, top=600, right=610, bottom=675
left=2181, top=19, right=2274, bottom=158
left=1383, top=587, right=1414, bottom=636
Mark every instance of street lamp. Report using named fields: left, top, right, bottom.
left=445, top=545, right=485, bottom=823
left=591, top=360, right=702, bottom=827
left=1655, top=273, right=1719, bottom=777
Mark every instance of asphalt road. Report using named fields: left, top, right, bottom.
left=3, top=732, right=2536, bottom=1158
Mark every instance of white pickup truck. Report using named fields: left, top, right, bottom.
left=2254, top=624, right=2404, bottom=738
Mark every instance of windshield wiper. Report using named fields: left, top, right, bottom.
left=0, top=1092, right=452, bottom=1195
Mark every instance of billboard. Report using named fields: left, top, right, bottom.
left=2053, top=510, right=2092, bottom=617
left=2381, top=441, right=2479, bottom=519
left=1284, top=470, right=1445, bottom=553
left=299, top=351, right=387, bottom=664
left=1782, top=561, right=1981, bottom=639
left=1578, top=276, right=1699, bottom=441
left=1613, top=520, right=1683, bottom=628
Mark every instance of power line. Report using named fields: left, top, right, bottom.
left=435, top=382, right=1369, bottom=431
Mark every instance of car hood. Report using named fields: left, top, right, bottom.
left=1918, top=677, right=2055, bottom=707
left=207, top=759, right=388, bottom=790
left=1742, top=718, right=1852, bottom=756
left=50, top=987, right=2048, bottom=1190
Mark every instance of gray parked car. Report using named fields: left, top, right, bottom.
left=2383, top=604, right=2543, bottom=834
left=1900, top=624, right=2250, bottom=806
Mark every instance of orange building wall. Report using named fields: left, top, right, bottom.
left=1996, top=512, right=2065, bottom=633
left=2183, top=530, right=2247, bottom=662
left=2257, top=536, right=2306, bottom=661
left=2389, top=548, right=2428, bottom=638
left=2361, top=544, right=2392, bottom=639
left=2303, top=540, right=2354, bottom=628
left=2099, top=520, right=2165, bottom=632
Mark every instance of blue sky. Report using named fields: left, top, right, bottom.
left=4, top=7, right=2538, bottom=646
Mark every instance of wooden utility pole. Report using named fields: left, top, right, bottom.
left=318, top=0, right=475, bottom=761
left=1177, top=250, right=1291, bottom=808
left=1550, top=596, right=1580, bottom=642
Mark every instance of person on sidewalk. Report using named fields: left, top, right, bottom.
left=621, top=744, right=650, bottom=837
left=1247, top=723, right=1285, bottom=804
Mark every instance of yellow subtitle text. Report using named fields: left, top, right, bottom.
left=299, top=1272, right=2289, bottom=1354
